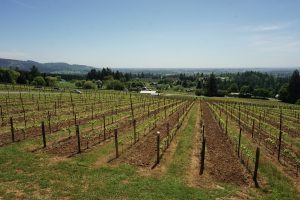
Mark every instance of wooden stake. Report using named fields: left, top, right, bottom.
left=114, top=129, right=119, bottom=158
left=253, top=147, right=260, bottom=188
left=238, top=105, right=241, bottom=126
left=130, top=93, right=134, bottom=120
left=41, top=121, right=46, bottom=148
left=278, top=109, right=283, bottom=161
left=238, top=128, right=242, bottom=157
left=200, top=137, right=206, bottom=175
left=156, top=132, right=160, bottom=164
left=10, top=117, right=15, bottom=142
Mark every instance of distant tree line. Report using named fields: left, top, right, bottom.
left=85, top=68, right=146, bottom=91
left=193, top=70, right=300, bottom=104
left=0, top=66, right=62, bottom=87
left=1, top=65, right=300, bottom=104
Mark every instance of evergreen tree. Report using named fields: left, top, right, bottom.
left=29, top=65, right=40, bottom=80
left=196, top=80, right=202, bottom=89
left=228, top=83, right=238, bottom=93
left=205, top=73, right=218, bottom=96
left=288, top=70, right=300, bottom=103
left=279, top=84, right=289, bottom=102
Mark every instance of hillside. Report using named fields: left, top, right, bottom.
left=0, top=58, right=94, bottom=74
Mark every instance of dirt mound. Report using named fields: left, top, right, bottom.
left=202, top=102, right=249, bottom=186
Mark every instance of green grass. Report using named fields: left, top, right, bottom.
left=0, top=104, right=228, bottom=199
left=0, top=101, right=299, bottom=199
left=166, top=105, right=197, bottom=180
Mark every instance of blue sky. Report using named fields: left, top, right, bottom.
left=0, top=0, right=300, bottom=68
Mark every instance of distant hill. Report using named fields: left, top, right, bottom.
left=0, top=58, right=94, bottom=74
left=1, top=58, right=297, bottom=76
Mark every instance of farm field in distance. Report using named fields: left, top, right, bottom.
left=0, top=85, right=299, bottom=200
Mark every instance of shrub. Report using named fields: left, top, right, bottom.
left=32, top=76, right=46, bottom=86
left=106, top=80, right=125, bottom=90
left=83, top=81, right=96, bottom=89
left=253, top=88, right=270, bottom=98
left=75, top=80, right=85, bottom=87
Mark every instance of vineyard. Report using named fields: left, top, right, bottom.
left=0, top=87, right=299, bottom=199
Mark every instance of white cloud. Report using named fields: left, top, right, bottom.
left=241, top=21, right=296, bottom=33
left=248, top=25, right=282, bottom=32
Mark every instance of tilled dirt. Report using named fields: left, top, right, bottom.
left=202, top=102, right=249, bottom=186
left=119, top=103, right=192, bottom=168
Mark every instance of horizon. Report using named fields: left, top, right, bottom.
left=1, top=57, right=300, bottom=70
left=1, top=0, right=300, bottom=68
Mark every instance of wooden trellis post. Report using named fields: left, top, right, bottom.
left=278, top=109, right=283, bottom=161
left=238, top=105, right=241, bottom=126
left=130, top=94, right=134, bottom=120
left=238, top=128, right=242, bottom=157
left=200, top=137, right=206, bottom=175
left=200, top=124, right=206, bottom=175
left=253, top=147, right=260, bottom=188
left=114, top=129, right=119, bottom=158
left=10, top=117, right=15, bottom=142
left=41, top=121, right=46, bottom=148
left=156, top=131, right=160, bottom=164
